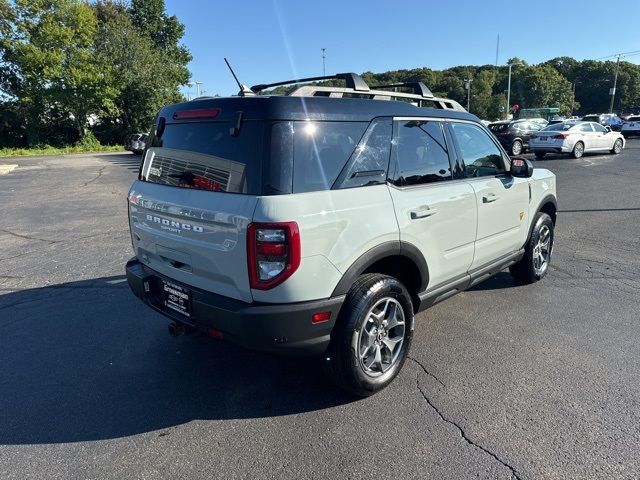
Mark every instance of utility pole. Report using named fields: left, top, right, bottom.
left=505, top=60, right=523, bottom=120
left=506, top=63, right=513, bottom=120
left=609, top=55, right=620, bottom=113
left=194, top=81, right=204, bottom=98
left=495, top=34, right=500, bottom=67
left=321, top=48, right=326, bottom=76
left=464, top=79, right=473, bottom=112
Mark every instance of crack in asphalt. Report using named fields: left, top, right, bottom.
left=407, top=356, right=445, bottom=387
left=0, top=229, right=59, bottom=244
left=410, top=362, right=522, bottom=480
left=81, top=166, right=106, bottom=187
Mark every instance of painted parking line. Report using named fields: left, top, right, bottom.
left=0, top=164, right=18, bottom=176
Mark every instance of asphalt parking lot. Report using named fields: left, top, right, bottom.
left=1, top=141, right=639, bottom=479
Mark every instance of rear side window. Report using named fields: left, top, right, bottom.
left=142, top=122, right=264, bottom=194
left=579, top=123, right=594, bottom=132
left=391, top=120, right=452, bottom=186
left=290, top=121, right=367, bottom=193
left=334, top=119, right=392, bottom=189
left=450, top=122, right=507, bottom=177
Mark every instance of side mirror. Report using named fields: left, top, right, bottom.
left=510, top=157, right=534, bottom=178
left=605, top=125, right=612, bottom=132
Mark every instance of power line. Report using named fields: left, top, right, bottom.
left=593, top=49, right=640, bottom=61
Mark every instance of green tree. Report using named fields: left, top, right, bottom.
left=1, top=0, right=118, bottom=144
left=93, top=0, right=191, bottom=142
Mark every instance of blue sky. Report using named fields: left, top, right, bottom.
left=165, top=0, right=640, bottom=97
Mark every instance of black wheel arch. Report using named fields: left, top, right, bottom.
left=524, top=194, right=557, bottom=246
left=331, top=241, right=429, bottom=311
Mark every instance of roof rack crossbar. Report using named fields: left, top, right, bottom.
left=371, top=82, right=434, bottom=99
left=251, top=72, right=370, bottom=93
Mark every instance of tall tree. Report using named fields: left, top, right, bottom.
left=93, top=0, right=190, bottom=142
left=1, top=0, right=118, bottom=144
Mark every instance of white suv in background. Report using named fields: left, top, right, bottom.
left=125, top=73, right=558, bottom=396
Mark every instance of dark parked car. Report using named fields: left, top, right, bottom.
left=125, top=133, right=147, bottom=155
left=488, top=120, right=542, bottom=155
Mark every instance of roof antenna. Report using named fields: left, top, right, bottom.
left=224, top=58, right=254, bottom=96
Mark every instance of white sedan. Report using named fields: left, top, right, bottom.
left=529, top=121, right=625, bottom=159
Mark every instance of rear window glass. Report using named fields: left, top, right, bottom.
left=142, top=122, right=264, bottom=194
left=628, top=116, right=640, bottom=121
left=141, top=120, right=368, bottom=195
left=546, top=123, right=576, bottom=131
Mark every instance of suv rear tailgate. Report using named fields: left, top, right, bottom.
left=129, top=180, right=257, bottom=302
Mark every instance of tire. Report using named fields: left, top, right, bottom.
left=572, top=141, right=584, bottom=159
left=323, top=273, right=414, bottom=397
left=511, top=139, right=523, bottom=156
left=509, top=212, right=554, bottom=284
left=610, top=138, right=623, bottom=154
left=534, top=151, right=546, bottom=160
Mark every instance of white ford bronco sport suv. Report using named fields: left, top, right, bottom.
left=126, top=73, right=557, bottom=396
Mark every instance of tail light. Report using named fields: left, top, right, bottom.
left=553, top=133, right=570, bottom=139
left=247, top=222, right=300, bottom=290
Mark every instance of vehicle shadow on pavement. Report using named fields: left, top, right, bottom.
left=96, top=153, right=142, bottom=172
left=467, top=271, right=521, bottom=291
left=0, top=276, right=352, bottom=445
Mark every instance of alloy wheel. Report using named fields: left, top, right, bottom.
left=357, top=297, right=406, bottom=377
left=533, top=224, right=551, bottom=275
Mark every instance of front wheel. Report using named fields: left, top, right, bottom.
left=510, top=212, right=554, bottom=284
left=323, top=274, right=413, bottom=397
left=610, top=138, right=623, bottom=154
left=511, top=139, right=523, bottom=156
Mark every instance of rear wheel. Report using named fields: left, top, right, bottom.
left=511, top=139, right=523, bottom=156
left=572, top=141, right=584, bottom=159
left=323, top=274, right=413, bottom=397
left=610, top=138, right=623, bottom=154
left=510, top=212, right=554, bottom=284
left=534, top=151, right=546, bottom=160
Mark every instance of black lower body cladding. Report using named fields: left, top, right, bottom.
left=126, top=258, right=344, bottom=356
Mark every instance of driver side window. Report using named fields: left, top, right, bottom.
left=450, top=122, right=507, bottom=178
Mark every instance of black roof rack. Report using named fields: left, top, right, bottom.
left=251, top=72, right=370, bottom=93
left=371, top=82, right=434, bottom=99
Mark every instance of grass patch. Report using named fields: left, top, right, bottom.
left=0, top=134, right=124, bottom=158
left=0, top=144, right=124, bottom=158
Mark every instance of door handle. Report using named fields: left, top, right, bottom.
left=410, top=206, right=438, bottom=219
left=482, top=193, right=500, bottom=203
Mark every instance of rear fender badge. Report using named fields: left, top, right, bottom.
left=519, top=211, right=525, bottom=220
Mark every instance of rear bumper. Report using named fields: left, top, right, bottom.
left=126, top=258, right=344, bottom=356
left=530, top=144, right=571, bottom=154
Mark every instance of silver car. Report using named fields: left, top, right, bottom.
left=529, top=121, right=625, bottom=159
